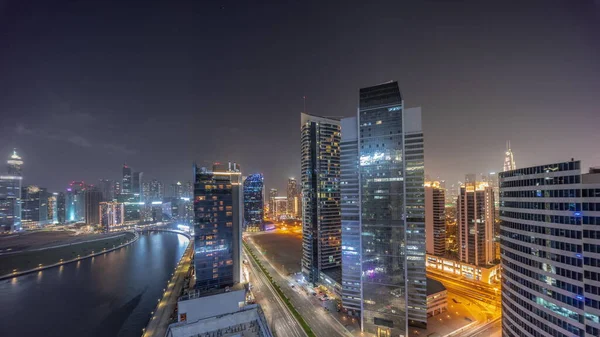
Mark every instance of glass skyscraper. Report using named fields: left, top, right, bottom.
left=0, top=150, right=23, bottom=232
left=243, top=173, right=264, bottom=231
left=193, top=162, right=243, bottom=291
left=301, top=113, right=342, bottom=285
left=341, top=82, right=426, bottom=336
left=500, top=161, right=600, bottom=337
left=122, top=165, right=132, bottom=194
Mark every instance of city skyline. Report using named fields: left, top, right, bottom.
left=1, top=0, right=599, bottom=193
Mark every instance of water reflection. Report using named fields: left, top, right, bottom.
left=0, top=232, right=187, bottom=337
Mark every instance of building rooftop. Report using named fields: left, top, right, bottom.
left=179, top=282, right=246, bottom=302
left=166, top=304, right=273, bottom=337
left=426, top=277, right=446, bottom=296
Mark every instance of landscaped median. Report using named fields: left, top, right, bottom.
left=243, top=241, right=316, bottom=337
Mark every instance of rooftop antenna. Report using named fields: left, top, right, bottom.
left=303, top=95, right=306, bottom=113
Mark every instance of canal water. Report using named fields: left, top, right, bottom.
left=0, top=232, right=189, bottom=337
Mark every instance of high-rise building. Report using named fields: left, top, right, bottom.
left=0, top=150, right=23, bottom=232
left=243, top=174, right=264, bottom=231
left=500, top=161, right=600, bottom=337
left=132, top=172, right=143, bottom=200
left=193, top=162, right=243, bottom=291
left=122, top=165, right=132, bottom=194
left=21, top=185, right=49, bottom=228
left=425, top=181, right=446, bottom=256
left=503, top=141, right=516, bottom=172
left=341, top=82, right=427, bottom=335
left=301, top=112, right=341, bottom=285
left=115, top=181, right=121, bottom=196
left=56, top=192, right=65, bottom=224
left=98, top=179, right=115, bottom=201
left=47, top=193, right=58, bottom=224
left=85, top=188, right=103, bottom=225
left=287, top=178, right=299, bottom=217
left=99, top=201, right=125, bottom=231
left=149, top=179, right=163, bottom=201
left=457, top=181, right=495, bottom=266
left=268, top=188, right=278, bottom=218
left=272, top=196, right=288, bottom=218
left=7, top=149, right=23, bottom=176
left=65, top=181, right=87, bottom=223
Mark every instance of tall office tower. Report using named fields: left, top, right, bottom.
left=99, top=201, right=125, bottom=231
left=503, top=141, right=516, bottom=172
left=47, top=193, right=58, bottom=224
left=122, top=165, right=132, bottom=194
left=300, top=112, right=341, bottom=285
left=243, top=174, right=264, bottom=231
left=7, top=149, right=23, bottom=176
left=66, top=181, right=87, bottom=222
left=457, top=181, right=495, bottom=266
left=268, top=188, right=278, bottom=218
left=142, top=181, right=149, bottom=200
left=500, top=161, right=600, bottom=337
left=185, top=181, right=193, bottom=198
left=425, top=181, right=446, bottom=256
left=115, top=181, right=121, bottom=195
left=56, top=192, right=65, bottom=224
left=193, top=162, right=243, bottom=291
left=169, top=181, right=184, bottom=199
left=21, top=185, right=49, bottom=228
left=98, top=179, right=115, bottom=201
left=273, top=196, right=288, bottom=218
left=344, top=82, right=426, bottom=334
left=287, top=178, right=299, bottom=216
left=340, top=116, right=361, bottom=317
left=85, top=188, right=103, bottom=225
left=132, top=172, right=143, bottom=199
left=150, top=179, right=163, bottom=201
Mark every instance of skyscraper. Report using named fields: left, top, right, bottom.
left=21, top=185, right=49, bottom=228
left=47, top=193, right=58, bottom=224
left=149, top=179, right=163, bottom=201
left=268, top=188, right=277, bottom=218
left=122, top=165, right=132, bottom=194
left=243, top=174, right=264, bottom=231
left=425, top=181, right=446, bottom=256
left=65, top=181, right=87, bottom=223
left=98, top=179, right=115, bottom=201
left=300, top=112, right=341, bottom=285
left=0, top=150, right=23, bottom=232
left=7, top=149, right=23, bottom=176
left=287, top=178, right=299, bottom=217
left=503, top=141, right=516, bottom=172
left=457, top=181, right=495, bottom=266
left=193, top=162, right=243, bottom=291
left=100, top=201, right=125, bottom=231
left=85, top=188, right=103, bottom=225
left=341, top=82, right=427, bottom=335
left=132, top=171, right=143, bottom=199
left=56, top=192, right=65, bottom=224
left=500, top=161, right=600, bottom=337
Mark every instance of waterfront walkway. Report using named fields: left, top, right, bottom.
left=142, top=230, right=193, bottom=337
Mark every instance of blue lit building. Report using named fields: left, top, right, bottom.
left=243, top=174, right=264, bottom=231
left=194, top=162, right=243, bottom=291
left=0, top=150, right=23, bottom=232
left=341, top=82, right=426, bottom=336
left=500, top=161, right=600, bottom=337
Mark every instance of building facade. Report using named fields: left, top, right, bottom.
left=21, top=185, right=49, bottom=229
left=500, top=161, right=600, bottom=337
left=503, top=141, right=516, bottom=172
left=0, top=150, right=23, bottom=232
left=287, top=178, right=299, bottom=218
left=457, top=181, right=495, bottom=266
left=243, top=173, right=264, bottom=231
left=122, top=165, right=132, bottom=194
left=47, top=193, right=58, bottom=224
left=425, top=181, right=446, bottom=256
left=301, top=112, right=342, bottom=285
left=85, top=189, right=103, bottom=225
left=99, top=201, right=125, bottom=231
left=268, top=188, right=277, bottom=218
left=193, top=162, right=243, bottom=291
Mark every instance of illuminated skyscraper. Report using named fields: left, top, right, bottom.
left=301, top=112, right=341, bottom=285
left=56, top=192, right=65, bottom=224
left=193, top=162, right=243, bottom=291
left=132, top=171, right=143, bottom=200
left=268, top=188, right=277, bottom=218
left=503, top=141, right=516, bottom=172
left=21, top=185, right=49, bottom=228
left=47, top=193, right=58, bottom=224
left=100, top=201, right=125, bottom=231
left=98, top=179, right=115, bottom=201
left=500, top=161, right=600, bottom=337
left=7, top=149, right=23, bottom=176
left=243, top=174, right=264, bottom=231
left=457, top=181, right=495, bottom=266
left=425, top=181, right=446, bottom=256
left=341, top=82, right=427, bottom=335
left=85, top=188, right=103, bottom=225
left=65, top=181, right=87, bottom=223
left=287, top=178, right=299, bottom=217
left=122, top=165, right=132, bottom=194
left=149, top=179, right=163, bottom=201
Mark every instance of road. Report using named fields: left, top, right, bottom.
left=244, top=249, right=307, bottom=337
left=245, top=236, right=354, bottom=337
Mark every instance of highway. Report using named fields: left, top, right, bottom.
left=244, top=249, right=307, bottom=337
left=427, top=268, right=501, bottom=307
left=246, top=236, right=354, bottom=337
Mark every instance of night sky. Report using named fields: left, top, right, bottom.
left=1, top=0, right=599, bottom=193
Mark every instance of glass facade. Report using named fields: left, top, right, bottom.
left=0, top=175, right=22, bottom=232
left=243, top=173, right=264, bottom=231
left=500, top=161, right=600, bottom=337
left=21, top=185, right=49, bottom=228
left=301, top=113, right=342, bottom=284
left=122, top=165, right=132, bottom=194
left=194, top=163, right=242, bottom=291
left=457, top=182, right=495, bottom=266
left=357, top=82, right=426, bottom=336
